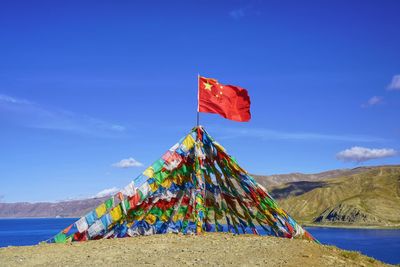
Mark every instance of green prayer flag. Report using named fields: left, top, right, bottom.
left=132, top=208, right=144, bottom=218
left=263, top=197, right=277, bottom=209
left=124, top=199, right=130, bottom=210
left=152, top=159, right=164, bottom=173
left=154, top=171, right=169, bottom=185
left=54, top=232, right=67, bottom=244
left=256, top=211, right=266, bottom=220
left=164, top=208, right=173, bottom=218
left=178, top=206, right=188, bottom=215
left=105, top=197, right=114, bottom=209
left=149, top=207, right=163, bottom=217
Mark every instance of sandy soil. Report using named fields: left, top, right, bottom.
left=0, top=233, right=391, bottom=267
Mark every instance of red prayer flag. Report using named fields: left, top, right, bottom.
left=73, top=232, right=88, bottom=242
left=198, top=76, right=251, bottom=122
left=129, top=193, right=141, bottom=208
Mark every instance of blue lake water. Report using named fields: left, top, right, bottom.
left=306, top=227, right=400, bottom=265
left=0, top=219, right=399, bottom=265
left=0, top=218, right=77, bottom=247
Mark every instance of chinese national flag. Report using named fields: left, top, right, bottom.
left=198, top=76, right=251, bottom=122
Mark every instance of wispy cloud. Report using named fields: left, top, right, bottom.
left=387, top=75, right=400, bottom=90
left=0, top=94, right=31, bottom=104
left=336, top=146, right=397, bottom=163
left=361, top=96, right=384, bottom=108
left=93, top=187, right=119, bottom=198
left=0, top=93, right=126, bottom=137
left=229, top=8, right=246, bottom=19
left=214, top=127, right=386, bottom=143
left=112, top=157, right=143, bottom=168
left=229, top=3, right=261, bottom=20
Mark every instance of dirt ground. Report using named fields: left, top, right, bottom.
left=0, top=233, right=391, bottom=267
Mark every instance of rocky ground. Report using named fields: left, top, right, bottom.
left=0, top=233, right=391, bottom=267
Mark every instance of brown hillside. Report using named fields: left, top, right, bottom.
left=271, top=166, right=400, bottom=226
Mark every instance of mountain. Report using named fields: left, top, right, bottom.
left=0, top=198, right=105, bottom=218
left=261, top=165, right=400, bottom=227
left=1, top=165, right=399, bottom=228
left=252, top=166, right=389, bottom=188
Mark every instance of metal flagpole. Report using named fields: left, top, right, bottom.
left=197, top=74, right=200, bottom=126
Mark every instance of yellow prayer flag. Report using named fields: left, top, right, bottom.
left=144, top=214, right=156, bottom=224
left=173, top=175, right=184, bottom=185
left=134, top=213, right=145, bottom=221
left=149, top=182, right=158, bottom=192
left=213, top=141, right=226, bottom=152
left=196, top=197, right=203, bottom=205
left=276, top=208, right=286, bottom=216
left=231, top=161, right=245, bottom=173
left=95, top=203, right=107, bottom=218
left=161, top=213, right=169, bottom=222
left=172, top=213, right=183, bottom=222
left=161, top=177, right=172, bottom=188
left=143, top=166, right=154, bottom=178
left=110, top=205, right=122, bottom=222
left=181, top=134, right=195, bottom=151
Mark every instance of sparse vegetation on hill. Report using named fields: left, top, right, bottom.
left=256, top=165, right=400, bottom=227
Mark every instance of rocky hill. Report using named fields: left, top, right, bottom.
left=263, top=165, right=400, bottom=227
left=252, top=165, right=394, bottom=188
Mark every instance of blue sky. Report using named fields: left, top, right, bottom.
left=1, top=0, right=399, bottom=202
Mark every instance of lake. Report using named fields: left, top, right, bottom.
left=0, top=218, right=399, bottom=265
left=307, top=227, right=400, bottom=265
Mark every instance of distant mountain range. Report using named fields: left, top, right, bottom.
left=1, top=165, right=399, bottom=228
left=0, top=198, right=105, bottom=218
left=252, top=166, right=382, bottom=188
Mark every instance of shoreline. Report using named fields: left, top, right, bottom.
left=0, top=217, right=79, bottom=220
left=2, top=217, right=400, bottom=229
left=2, top=217, right=400, bottom=230
left=302, top=223, right=400, bottom=230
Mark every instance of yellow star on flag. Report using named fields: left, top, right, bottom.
left=203, top=82, right=212, bottom=91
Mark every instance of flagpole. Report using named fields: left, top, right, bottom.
left=197, top=74, right=200, bottom=126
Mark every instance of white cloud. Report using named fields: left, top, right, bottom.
left=387, top=75, right=400, bottom=90
left=93, top=187, right=119, bottom=198
left=112, top=157, right=143, bottom=168
left=0, top=93, right=126, bottom=137
left=362, top=96, right=383, bottom=107
left=336, top=146, right=397, bottom=163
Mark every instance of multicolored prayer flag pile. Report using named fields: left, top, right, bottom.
left=48, top=126, right=317, bottom=243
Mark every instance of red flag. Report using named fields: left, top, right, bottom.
left=198, top=76, right=251, bottom=122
